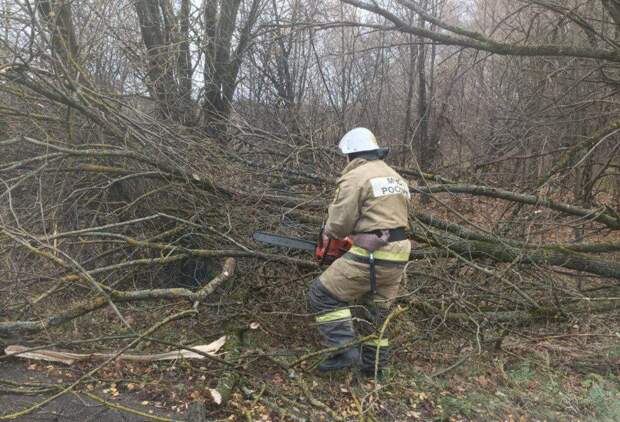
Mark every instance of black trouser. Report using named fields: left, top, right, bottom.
left=308, top=278, right=391, bottom=374
left=308, top=278, right=356, bottom=350
left=357, top=297, right=391, bottom=375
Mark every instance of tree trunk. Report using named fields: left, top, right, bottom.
left=35, top=0, right=81, bottom=83
left=402, top=34, right=418, bottom=167
left=414, top=0, right=439, bottom=182
left=202, top=0, right=260, bottom=125
left=177, top=0, right=193, bottom=122
left=134, top=0, right=181, bottom=120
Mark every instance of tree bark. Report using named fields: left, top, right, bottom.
left=203, top=0, right=261, bottom=123
left=415, top=1, right=432, bottom=172
left=35, top=0, right=82, bottom=83
left=177, top=0, right=193, bottom=120
left=602, top=0, right=620, bottom=30
left=411, top=228, right=620, bottom=280
left=134, top=0, right=181, bottom=120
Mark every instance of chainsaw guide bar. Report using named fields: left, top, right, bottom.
left=253, top=231, right=316, bottom=252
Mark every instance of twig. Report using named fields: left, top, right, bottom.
left=82, top=391, right=180, bottom=422
left=299, top=377, right=342, bottom=421
left=429, top=354, right=471, bottom=378
left=373, top=305, right=407, bottom=380
left=0, top=309, right=196, bottom=420
left=240, top=385, right=307, bottom=422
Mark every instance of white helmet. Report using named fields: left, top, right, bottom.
left=338, top=127, right=380, bottom=155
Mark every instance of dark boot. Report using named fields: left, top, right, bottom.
left=318, top=347, right=360, bottom=371
left=314, top=307, right=360, bottom=372
left=360, top=341, right=390, bottom=377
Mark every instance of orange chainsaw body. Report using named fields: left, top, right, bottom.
left=315, top=235, right=352, bottom=264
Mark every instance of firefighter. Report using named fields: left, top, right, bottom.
left=308, top=127, right=411, bottom=375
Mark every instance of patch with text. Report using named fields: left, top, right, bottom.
left=370, top=176, right=411, bottom=199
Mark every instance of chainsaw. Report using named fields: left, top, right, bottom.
left=253, top=227, right=352, bottom=265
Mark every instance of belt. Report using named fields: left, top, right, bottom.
left=343, top=252, right=406, bottom=268
left=357, top=227, right=407, bottom=242
left=347, top=227, right=409, bottom=294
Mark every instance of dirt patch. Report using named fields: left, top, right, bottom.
left=0, top=359, right=178, bottom=421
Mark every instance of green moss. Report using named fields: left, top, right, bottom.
left=507, top=361, right=534, bottom=386
left=580, top=375, right=620, bottom=422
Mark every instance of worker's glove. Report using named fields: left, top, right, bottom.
left=321, top=230, right=330, bottom=247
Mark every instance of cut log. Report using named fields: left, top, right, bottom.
left=4, top=336, right=226, bottom=365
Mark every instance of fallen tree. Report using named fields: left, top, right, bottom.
left=0, top=259, right=236, bottom=337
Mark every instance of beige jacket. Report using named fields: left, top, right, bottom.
left=325, top=158, right=410, bottom=239
left=321, top=158, right=411, bottom=302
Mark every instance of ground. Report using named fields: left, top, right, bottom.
left=1, top=316, right=618, bottom=421
left=0, top=359, right=176, bottom=421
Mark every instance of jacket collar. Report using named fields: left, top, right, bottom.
left=341, top=157, right=369, bottom=176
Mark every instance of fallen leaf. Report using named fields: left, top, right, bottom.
left=209, top=388, right=223, bottom=405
